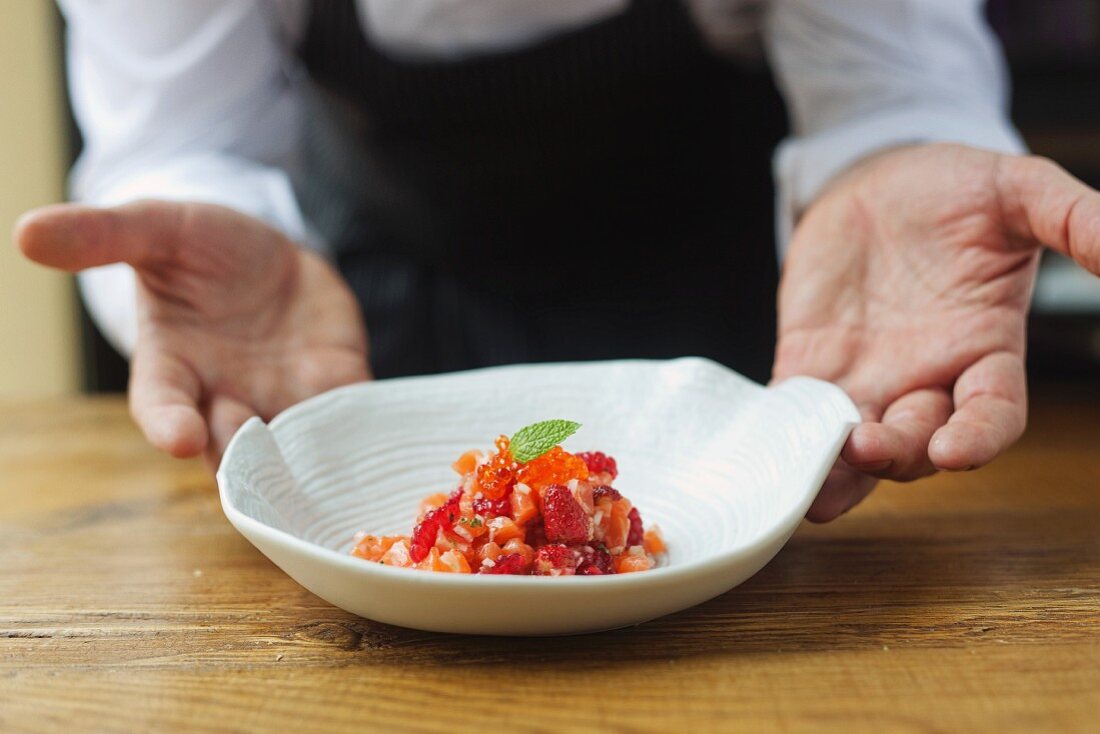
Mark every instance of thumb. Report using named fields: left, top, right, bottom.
left=998, top=155, right=1100, bottom=275
left=14, top=200, right=184, bottom=272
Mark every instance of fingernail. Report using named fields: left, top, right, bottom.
left=851, top=460, right=892, bottom=472
left=943, top=464, right=976, bottom=473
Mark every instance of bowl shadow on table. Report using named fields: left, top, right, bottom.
left=303, top=511, right=1082, bottom=666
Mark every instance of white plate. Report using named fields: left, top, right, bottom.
left=217, top=358, right=859, bottom=635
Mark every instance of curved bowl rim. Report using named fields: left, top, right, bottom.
left=217, top=358, right=859, bottom=592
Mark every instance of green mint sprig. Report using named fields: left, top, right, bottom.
left=510, top=419, right=581, bottom=463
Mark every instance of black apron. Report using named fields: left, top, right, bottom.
left=295, top=0, right=785, bottom=382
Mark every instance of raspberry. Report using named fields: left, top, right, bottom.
left=626, top=507, right=645, bottom=547
left=478, top=553, right=528, bottom=575
left=533, top=544, right=578, bottom=575
left=472, top=496, right=511, bottom=519
left=516, top=446, right=589, bottom=492
left=576, top=451, right=618, bottom=480
left=410, top=489, right=463, bottom=563
left=542, top=484, right=588, bottom=544
left=591, top=485, right=622, bottom=504
left=577, top=544, right=614, bottom=575
left=476, top=435, right=517, bottom=500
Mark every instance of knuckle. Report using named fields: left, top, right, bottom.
left=1022, top=154, right=1066, bottom=182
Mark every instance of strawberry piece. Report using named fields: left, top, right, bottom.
left=626, top=507, right=645, bottom=547
left=542, top=484, right=588, bottom=544
left=576, top=451, right=618, bottom=480
left=478, top=553, right=529, bottom=575
left=533, top=543, right=578, bottom=576
left=410, top=511, right=441, bottom=563
left=410, top=489, right=462, bottom=563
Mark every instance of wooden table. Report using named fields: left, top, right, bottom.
left=2, top=388, right=1098, bottom=733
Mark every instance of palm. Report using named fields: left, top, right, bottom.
left=775, top=144, right=1100, bottom=520
left=18, top=201, right=369, bottom=465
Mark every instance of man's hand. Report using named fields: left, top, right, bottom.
left=15, top=200, right=370, bottom=467
left=775, top=143, right=1100, bottom=521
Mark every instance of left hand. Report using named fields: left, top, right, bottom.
left=774, top=143, right=1100, bottom=521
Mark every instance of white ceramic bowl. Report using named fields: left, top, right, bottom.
left=217, top=358, right=859, bottom=635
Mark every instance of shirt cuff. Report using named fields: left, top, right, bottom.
left=773, top=107, right=1028, bottom=255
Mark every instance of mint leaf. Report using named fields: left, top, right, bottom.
left=510, top=419, right=581, bottom=463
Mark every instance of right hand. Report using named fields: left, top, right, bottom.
left=15, top=200, right=371, bottom=467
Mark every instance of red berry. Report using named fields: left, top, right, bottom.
left=533, top=544, right=578, bottom=575
left=626, top=507, right=644, bottom=547
left=472, top=496, right=511, bottom=519
left=410, top=489, right=463, bottom=563
left=478, top=553, right=528, bottom=575
left=542, top=484, right=588, bottom=544
left=576, top=451, right=618, bottom=480
left=577, top=544, right=614, bottom=575
left=591, top=485, right=622, bottom=503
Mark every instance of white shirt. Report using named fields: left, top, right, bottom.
left=59, top=0, right=1025, bottom=355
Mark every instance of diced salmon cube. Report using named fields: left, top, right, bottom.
left=501, top=538, right=535, bottom=565
left=488, top=516, right=524, bottom=544
left=643, top=525, right=667, bottom=555
left=435, top=530, right=470, bottom=557
left=451, top=514, right=489, bottom=542
left=477, top=541, right=503, bottom=565
left=351, top=534, right=404, bottom=562
left=452, top=450, right=483, bottom=476
left=379, top=538, right=414, bottom=567
left=416, top=547, right=447, bottom=571
left=440, top=549, right=472, bottom=573
left=602, top=499, right=631, bottom=552
left=572, top=481, right=595, bottom=516
left=510, top=484, right=538, bottom=526
left=614, top=546, right=653, bottom=573
left=417, top=493, right=449, bottom=522
left=592, top=498, right=613, bottom=542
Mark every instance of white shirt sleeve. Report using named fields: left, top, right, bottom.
left=59, top=0, right=309, bottom=356
left=764, top=0, right=1027, bottom=251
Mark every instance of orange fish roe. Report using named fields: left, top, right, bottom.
left=350, top=426, right=666, bottom=575
left=516, top=446, right=589, bottom=495
left=475, top=435, right=517, bottom=500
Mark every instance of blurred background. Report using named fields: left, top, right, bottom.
left=1, top=0, right=1098, bottom=398
left=0, top=3, right=77, bottom=397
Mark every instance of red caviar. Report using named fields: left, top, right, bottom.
left=475, top=435, right=517, bottom=500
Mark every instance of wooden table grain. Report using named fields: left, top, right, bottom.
left=2, top=388, right=1098, bottom=733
